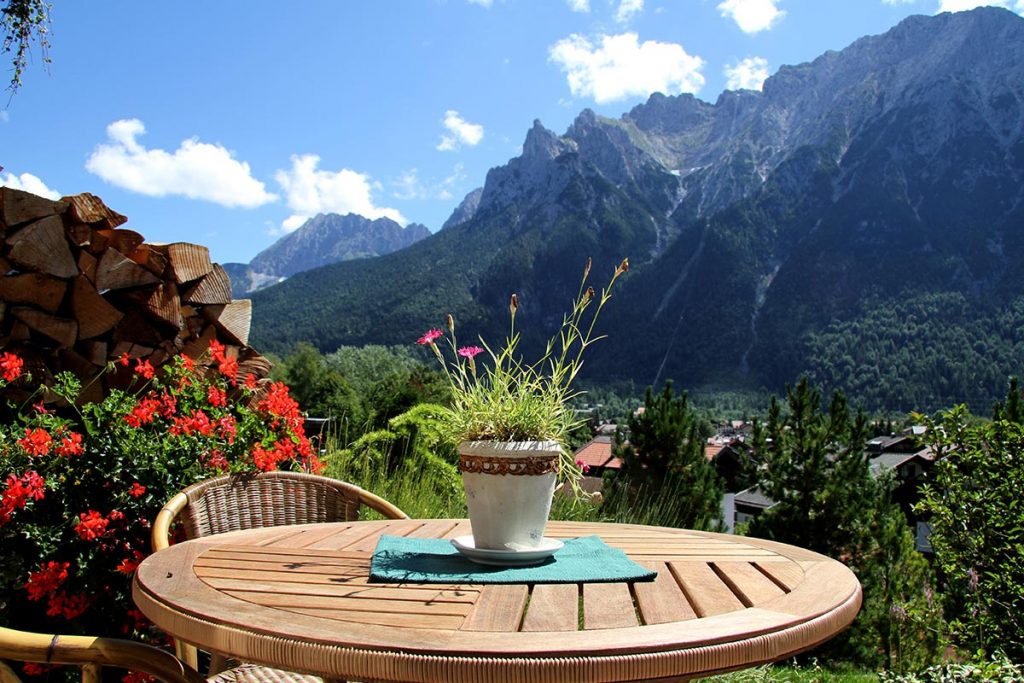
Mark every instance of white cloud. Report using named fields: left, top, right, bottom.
left=724, top=56, right=770, bottom=90
left=0, top=171, right=61, bottom=199
left=567, top=0, right=590, bottom=11
left=393, top=169, right=426, bottom=200
left=391, top=164, right=466, bottom=201
left=937, top=0, right=1024, bottom=11
left=85, top=119, right=276, bottom=208
left=275, top=154, right=405, bottom=233
left=549, top=32, right=705, bottom=104
left=717, top=0, right=785, bottom=33
left=437, top=110, right=484, bottom=151
left=615, top=0, right=643, bottom=23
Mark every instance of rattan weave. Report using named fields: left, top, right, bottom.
left=155, top=471, right=408, bottom=548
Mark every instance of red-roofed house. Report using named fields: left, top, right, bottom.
left=573, top=435, right=623, bottom=477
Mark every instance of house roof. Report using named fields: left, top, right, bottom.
left=870, top=448, right=934, bottom=475
left=734, top=486, right=775, bottom=510
left=574, top=436, right=623, bottom=470
left=704, top=444, right=725, bottom=462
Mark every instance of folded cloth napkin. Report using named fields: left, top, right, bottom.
left=369, top=534, right=657, bottom=584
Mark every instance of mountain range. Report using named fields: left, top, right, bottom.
left=223, top=214, right=430, bottom=297
left=248, top=7, right=1024, bottom=414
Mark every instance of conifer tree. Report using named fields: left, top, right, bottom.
left=748, top=378, right=874, bottom=557
left=749, top=378, right=942, bottom=668
left=606, top=381, right=723, bottom=530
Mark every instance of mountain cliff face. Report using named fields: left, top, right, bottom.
left=251, top=7, right=1024, bottom=412
left=226, top=214, right=430, bottom=296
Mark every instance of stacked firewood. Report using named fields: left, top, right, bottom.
left=0, top=187, right=270, bottom=404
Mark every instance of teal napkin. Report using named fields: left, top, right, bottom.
left=369, top=534, right=657, bottom=584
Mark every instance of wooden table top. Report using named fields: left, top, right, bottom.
left=133, top=519, right=861, bottom=683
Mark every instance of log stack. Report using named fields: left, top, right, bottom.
left=0, top=187, right=271, bottom=404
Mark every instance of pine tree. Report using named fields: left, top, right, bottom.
left=748, top=378, right=874, bottom=557
left=606, top=382, right=723, bottom=530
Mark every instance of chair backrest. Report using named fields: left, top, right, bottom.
left=0, top=625, right=205, bottom=683
left=153, top=471, right=407, bottom=551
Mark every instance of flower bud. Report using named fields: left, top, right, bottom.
left=583, top=257, right=592, bottom=281
left=447, top=313, right=455, bottom=333
left=585, top=286, right=595, bottom=301
left=616, top=258, right=629, bottom=275
left=510, top=293, right=518, bottom=317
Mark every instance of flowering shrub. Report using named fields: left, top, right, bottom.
left=415, top=257, right=627, bottom=483
left=0, top=344, right=317, bottom=678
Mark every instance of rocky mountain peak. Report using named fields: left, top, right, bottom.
left=522, top=119, right=570, bottom=161
left=441, top=187, right=483, bottom=230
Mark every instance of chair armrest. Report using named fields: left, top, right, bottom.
left=357, top=488, right=409, bottom=520
left=0, top=627, right=205, bottom=683
left=152, top=492, right=189, bottom=552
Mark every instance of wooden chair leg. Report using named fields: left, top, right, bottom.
left=81, top=663, right=101, bottom=683
left=0, top=661, right=24, bottom=683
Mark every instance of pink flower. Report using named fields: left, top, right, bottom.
left=458, top=346, right=484, bottom=359
left=416, top=329, right=443, bottom=345
left=575, top=458, right=591, bottom=475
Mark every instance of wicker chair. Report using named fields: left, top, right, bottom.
left=150, top=470, right=408, bottom=679
left=0, top=625, right=320, bottom=683
left=152, top=471, right=408, bottom=552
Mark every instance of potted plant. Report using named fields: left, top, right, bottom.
left=416, top=257, right=628, bottom=551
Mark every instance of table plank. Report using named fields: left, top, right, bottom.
left=633, top=561, right=698, bottom=625
left=521, top=584, right=578, bottom=632
left=405, top=519, right=462, bottom=539
left=583, top=583, right=637, bottom=630
left=207, top=577, right=476, bottom=603
left=304, top=524, right=385, bottom=550
left=346, top=521, right=413, bottom=552
left=755, top=561, right=803, bottom=592
left=714, top=561, right=787, bottom=607
left=670, top=561, right=745, bottom=617
left=285, top=605, right=467, bottom=630
left=260, top=524, right=355, bottom=548
left=221, top=589, right=475, bottom=616
left=462, top=585, right=529, bottom=632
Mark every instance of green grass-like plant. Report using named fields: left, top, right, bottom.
left=416, top=257, right=628, bottom=483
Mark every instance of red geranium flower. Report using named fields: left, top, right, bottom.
left=75, top=510, right=110, bottom=541
left=207, top=385, right=227, bottom=407
left=47, top=590, right=90, bottom=619
left=55, top=431, right=84, bottom=457
left=23, top=561, right=69, bottom=601
left=18, top=428, right=52, bottom=456
left=0, top=351, right=23, bottom=382
left=128, top=482, right=147, bottom=498
left=134, top=358, right=155, bottom=380
left=218, top=355, right=238, bottom=385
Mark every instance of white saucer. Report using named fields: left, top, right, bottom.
left=451, top=535, right=563, bottom=566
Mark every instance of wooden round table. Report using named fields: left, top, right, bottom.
left=133, top=519, right=861, bottom=683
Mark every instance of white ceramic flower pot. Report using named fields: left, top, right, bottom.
left=458, top=440, right=560, bottom=550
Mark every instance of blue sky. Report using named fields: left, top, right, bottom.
left=2, top=0, right=1021, bottom=265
